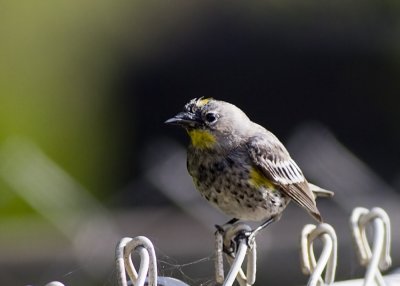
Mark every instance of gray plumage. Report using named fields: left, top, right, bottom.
left=166, top=98, right=333, bottom=224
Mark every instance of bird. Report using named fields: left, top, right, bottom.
left=165, top=97, right=333, bottom=240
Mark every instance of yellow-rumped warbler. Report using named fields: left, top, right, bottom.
left=166, top=98, right=333, bottom=237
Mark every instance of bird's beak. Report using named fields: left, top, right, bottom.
left=165, top=111, right=200, bottom=127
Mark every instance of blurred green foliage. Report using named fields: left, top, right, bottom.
left=0, top=0, right=209, bottom=217
left=0, top=0, right=135, bottom=214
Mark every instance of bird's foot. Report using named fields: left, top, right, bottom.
left=215, top=223, right=256, bottom=257
left=214, top=224, right=226, bottom=234
left=214, top=218, right=239, bottom=234
left=214, top=224, right=235, bottom=257
left=235, top=229, right=256, bottom=249
left=224, top=230, right=256, bottom=257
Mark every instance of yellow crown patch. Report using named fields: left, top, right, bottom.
left=197, top=97, right=212, bottom=107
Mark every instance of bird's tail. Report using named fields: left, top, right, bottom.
left=309, top=183, right=334, bottom=198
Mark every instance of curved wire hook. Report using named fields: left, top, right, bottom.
left=116, top=237, right=136, bottom=286
left=115, top=236, right=158, bottom=286
left=215, top=223, right=257, bottom=286
left=44, top=282, right=65, bottom=286
left=350, top=207, right=391, bottom=286
left=300, top=223, right=337, bottom=286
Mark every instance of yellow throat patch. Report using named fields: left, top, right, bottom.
left=187, top=129, right=216, bottom=149
left=249, top=167, right=275, bottom=190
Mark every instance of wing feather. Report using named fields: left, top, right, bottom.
left=246, top=135, right=322, bottom=221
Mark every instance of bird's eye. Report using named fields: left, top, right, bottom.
left=205, top=112, right=218, bottom=123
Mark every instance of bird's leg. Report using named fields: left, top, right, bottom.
left=226, top=217, right=240, bottom=225
left=251, top=214, right=281, bottom=236
left=214, top=217, right=239, bottom=233
left=214, top=218, right=240, bottom=257
left=215, top=216, right=280, bottom=255
left=239, top=214, right=282, bottom=248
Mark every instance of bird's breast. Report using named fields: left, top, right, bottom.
left=186, top=148, right=290, bottom=221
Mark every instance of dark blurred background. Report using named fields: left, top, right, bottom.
left=1, top=1, right=400, bottom=285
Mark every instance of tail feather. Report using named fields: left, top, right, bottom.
left=308, top=183, right=334, bottom=198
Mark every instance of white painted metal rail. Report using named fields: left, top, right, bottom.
left=42, top=207, right=399, bottom=286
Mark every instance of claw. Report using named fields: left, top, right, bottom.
left=216, top=222, right=256, bottom=257
left=247, top=232, right=256, bottom=249
left=235, top=230, right=256, bottom=249
left=215, top=225, right=235, bottom=257
left=215, top=224, right=225, bottom=233
left=223, top=244, right=236, bottom=258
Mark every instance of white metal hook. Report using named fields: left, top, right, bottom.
left=116, top=237, right=137, bottom=286
left=44, top=282, right=65, bottom=286
left=116, top=236, right=158, bottom=286
left=215, top=223, right=257, bottom=286
left=350, top=207, right=392, bottom=286
left=300, top=223, right=337, bottom=286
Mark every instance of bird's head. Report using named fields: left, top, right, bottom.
left=165, top=98, right=251, bottom=149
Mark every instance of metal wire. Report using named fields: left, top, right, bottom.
left=224, top=239, right=249, bottom=286
left=40, top=206, right=396, bottom=286
left=44, top=282, right=65, bottom=286
left=215, top=223, right=257, bottom=286
left=350, top=207, right=392, bottom=286
left=300, top=223, right=338, bottom=286
left=110, top=207, right=393, bottom=286
left=246, top=241, right=257, bottom=285
left=116, top=237, right=137, bottom=286
left=116, top=236, right=158, bottom=286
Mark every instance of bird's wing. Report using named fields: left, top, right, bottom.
left=246, top=135, right=322, bottom=221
